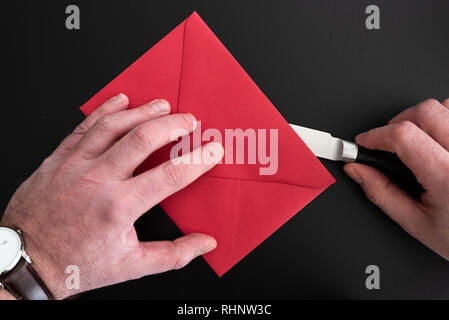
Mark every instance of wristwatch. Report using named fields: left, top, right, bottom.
left=0, top=226, right=54, bottom=300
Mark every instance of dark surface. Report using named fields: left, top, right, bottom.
left=1, top=0, right=449, bottom=299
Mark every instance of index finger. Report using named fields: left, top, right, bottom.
left=388, top=99, right=449, bottom=151
left=124, top=142, right=224, bottom=220
left=355, top=121, right=449, bottom=190
left=53, top=94, right=129, bottom=156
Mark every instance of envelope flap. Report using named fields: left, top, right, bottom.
left=175, top=12, right=334, bottom=188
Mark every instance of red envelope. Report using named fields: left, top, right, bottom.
left=80, top=12, right=335, bottom=276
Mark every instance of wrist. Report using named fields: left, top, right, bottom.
left=26, top=248, right=70, bottom=300
left=1, top=217, right=74, bottom=300
left=21, top=230, right=76, bottom=300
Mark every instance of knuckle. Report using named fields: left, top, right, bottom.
left=37, top=156, right=56, bottom=175
left=415, top=99, right=441, bottom=119
left=131, top=126, right=154, bottom=150
left=73, top=121, right=91, bottom=135
left=55, top=137, right=73, bottom=153
left=163, top=163, right=186, bottom=187
left=169, top=243, right=184, bottom=270
left=392, top=121, right=415, bottom=143
left=94, top=116, right=114, bottom=133
left=422, top=98, right=440, bottom=108
left=41, top=155, right=54, bottom=168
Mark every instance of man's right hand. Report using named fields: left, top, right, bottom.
left=344, top=98, right=449, bottom=261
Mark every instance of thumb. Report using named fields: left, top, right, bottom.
left=343, top=163, right=427, bottom=237
left=132, top=233, right=217, bottom=277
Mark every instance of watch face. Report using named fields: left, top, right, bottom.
left=0, top=227, right=22, bottom=274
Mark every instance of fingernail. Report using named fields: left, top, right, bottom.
left=344, top=165, right=362, bottom=184
left=111, top=93, right=126, bottom=105
left=202, top=239, right=217, bottom=254
left=183, top=113, right=197, bottom=131
left=355, top=132, right=367, bottom=143
left=206, top=142, right=224, bottom=162
left=150, top=99, right=170, bottom=113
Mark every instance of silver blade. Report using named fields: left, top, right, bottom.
left=289, top=124, right=358, bottom=162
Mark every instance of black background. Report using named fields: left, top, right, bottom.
left=1, top=0, right=449, bottom=299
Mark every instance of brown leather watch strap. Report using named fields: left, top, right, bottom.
left=1, top=257, right=54, bottom=300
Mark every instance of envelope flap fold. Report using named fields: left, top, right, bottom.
left=174, top=13, right=334, bottom=189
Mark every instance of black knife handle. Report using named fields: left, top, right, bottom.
left=355, top=146, right=424, bottom=197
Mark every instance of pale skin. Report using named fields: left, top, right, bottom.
left=0, top=94, right=224, bottom=299
left=344, top=98, right=449, bottom=261
left=1, top=96, right=449, bottom=300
